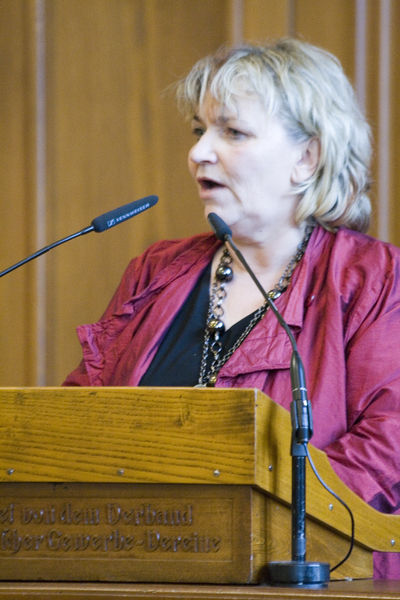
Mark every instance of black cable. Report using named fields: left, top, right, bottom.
left=304, top=444, right=355, bottom=573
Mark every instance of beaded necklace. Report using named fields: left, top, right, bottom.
left=196, top=226, right=313, bottom=387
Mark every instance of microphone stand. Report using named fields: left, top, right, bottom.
left=207, top=213, right=330, bottom=588
left=265, top=350, right=330, bottom=588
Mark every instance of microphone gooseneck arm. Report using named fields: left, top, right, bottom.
left=0, top=195, right=158, bottom=278
left=207, top=212, right=312, bottom=442
left=0, top=227, right=94, bottom=278
left=207, top=212, right=328, bottom=588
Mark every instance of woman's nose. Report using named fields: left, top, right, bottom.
left=189, top=132, right=218, bottom=165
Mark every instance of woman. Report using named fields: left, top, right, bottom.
left=64, top=39, right=400, bottom=578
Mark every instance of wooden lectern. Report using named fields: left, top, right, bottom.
left=0, top=386, right=398, bottom=588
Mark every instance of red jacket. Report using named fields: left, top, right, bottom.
left=65, top=225, right=400, bottom=578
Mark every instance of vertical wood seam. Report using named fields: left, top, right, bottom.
left=355, top=0, right=367, bottom=112
left=230, top=0, right=243, bottom=45
left=35, top=0, right=47, bottom=385
left=377, top=0, right=391, bottom=242
left=288, top=0, right=296, bottom=37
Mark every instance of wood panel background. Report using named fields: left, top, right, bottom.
left=0, top=0, right=398, bottom=386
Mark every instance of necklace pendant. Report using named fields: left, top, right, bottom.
left=207, top=318, right=225, bottom=336
left=207, top=373, right=218, bottom=386
left=216, top=264, right=233, bottom=282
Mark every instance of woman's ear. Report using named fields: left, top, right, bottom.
left=291, top=137, right=320, bottom=184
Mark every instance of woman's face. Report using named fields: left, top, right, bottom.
left=188, top=92, right=308, bottom=241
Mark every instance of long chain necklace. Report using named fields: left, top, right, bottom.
left=196, top=225, right=313, bottom=387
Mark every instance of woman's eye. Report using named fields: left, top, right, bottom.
left=227, top=128, right=246, bottom=139
left=192, top=127, right=205, bottom=138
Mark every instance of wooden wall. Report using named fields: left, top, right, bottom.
left=0, top=0, right=398, bottom=386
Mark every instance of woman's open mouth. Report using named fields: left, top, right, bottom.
left=197, top=177, right=225, bottom=191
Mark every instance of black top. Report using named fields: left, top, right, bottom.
left=139, top=264, right=256, bottom=387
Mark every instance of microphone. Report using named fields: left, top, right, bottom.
left=207, top=212, right=329, bottom=588
left=90, top=195, right=158, bottom=232
left=0, top=195, right=158, bottom=278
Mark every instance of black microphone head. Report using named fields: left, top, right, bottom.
left=207, top=212, right=232, bottom=241
left=91, top=195, right=158, bottom=232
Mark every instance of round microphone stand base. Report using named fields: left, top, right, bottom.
left=261, top=561, right=330, bottom=588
